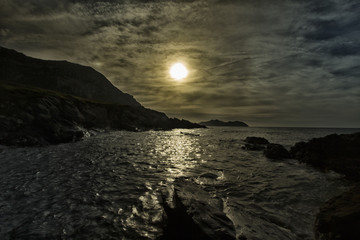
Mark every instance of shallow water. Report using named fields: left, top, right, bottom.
left=0, top=127, right=358, bottom=239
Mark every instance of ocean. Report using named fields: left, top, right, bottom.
left=0, top=127, right=359, bottom=239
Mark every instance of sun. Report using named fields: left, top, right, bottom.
left=170, top=63, right=188, bottom=81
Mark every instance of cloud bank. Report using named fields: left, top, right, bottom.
left=1, top=0, right=359, bottom=127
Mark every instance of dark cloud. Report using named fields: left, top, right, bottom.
left=0, top=0, right=359, bottom=127
left=331, top=66, right=360, bottom=77
left=329, top=43, right=360, bottom=56
left=304, top=17, right=360, bottom=41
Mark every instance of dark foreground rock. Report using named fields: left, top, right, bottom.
left=264, top=143, right=290, bottom=160
left=161, top=178, right=236, bottom=240
left=314, top=185, right=360, bottom=240
left=290, top=132, right=360, bottom=180
left=0, top=84, right=204, bottom=147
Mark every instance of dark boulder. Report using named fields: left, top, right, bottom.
left=290, top=132, right=360, bottom=180
left=242, top=137, right=269, bottom=151
left=242, top=143, right=266, bottom=151
left=264, top=143, right=290, bottom=160
left=314, top=185, right=360, bottom=240
left=161, top=178, right=236, bottom=240
left=244, top=137, right=269, bottom=145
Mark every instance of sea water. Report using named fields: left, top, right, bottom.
left=0, top=127, right=358, bottom=239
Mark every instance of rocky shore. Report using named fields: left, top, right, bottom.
left=0, top=46, right=204, bottom=147
left=242, top=132, right=360, bottom=240
left=290, top=132, right=360, bottom=180
left=289, top=133, right=360, bottom=240
left=0, top=84, right=204, bottom=147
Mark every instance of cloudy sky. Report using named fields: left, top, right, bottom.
left=1, top=0, right=359, bottom=127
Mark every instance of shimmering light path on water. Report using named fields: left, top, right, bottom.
left=0, top=127, right=358, bottom=239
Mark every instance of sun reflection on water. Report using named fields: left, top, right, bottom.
left=154, top=130, right=203, bottom=179
left=123, top=129, right=204, bottom=238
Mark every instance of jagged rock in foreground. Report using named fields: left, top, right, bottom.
left=264, top=143, right=290, bottom=160
left=161, top=178, right=236, bottom=240
left=314, top=185, right=360, bottom=240
left=199, top=119, right=248, bottom=127
left=290, top=132, right=360, bottom=180
left=0, top=84, right=203, bottom=146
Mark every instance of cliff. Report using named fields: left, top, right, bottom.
left=0, top=46, right=140, bottom=106
left=0, top=47, right=204, bottom=146
left=0, top=84, right=203, bottom=146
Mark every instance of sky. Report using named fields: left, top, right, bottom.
left=1, top=0, right=359, bottom=127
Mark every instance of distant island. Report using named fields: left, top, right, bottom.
left=199, top=119, right=248, bottom=127
left=0, top=46, right=204, bottom=146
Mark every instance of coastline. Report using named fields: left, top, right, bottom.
left=0, top=83, right=204, bottom=147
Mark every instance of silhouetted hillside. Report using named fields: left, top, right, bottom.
left=0, top=46, right=140, bottom=106
left=0, top=47, right=204, bottom=146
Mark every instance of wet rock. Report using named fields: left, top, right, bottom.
left=290, top=132, right=360, bottom=180
left=264, top=143, right=290, bottom=160
left=314, top=185, right=360, bottom=240
left=244, top=137, right=269, bottom=145
left=242, top=143, right=265, bottom=151
left=242, top=137, right=269, bottom=151
left=161, top=178, right=236, bottom=240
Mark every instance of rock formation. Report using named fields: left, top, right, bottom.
left=0, top=47, right=204, bottom=146
left=314, top=185, right=360, bottom=240
left=199, top=119, right=248, bottom=127
left=161, top=178, right=236, bottom=240
left=264, top=143, right=290, bottom=160
left=290, top=132, right=360, bottom=180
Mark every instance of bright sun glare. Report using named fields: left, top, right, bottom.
left=170, top=63, right=188, bottom=81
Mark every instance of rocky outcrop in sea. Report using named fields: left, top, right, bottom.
left=264, top=143, right=290, bottom=160
left=242, top=136, right=291, bottom=160
left=199, top=119, right=248, bottom=127
left=290, top=132, right=360, bottom=180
